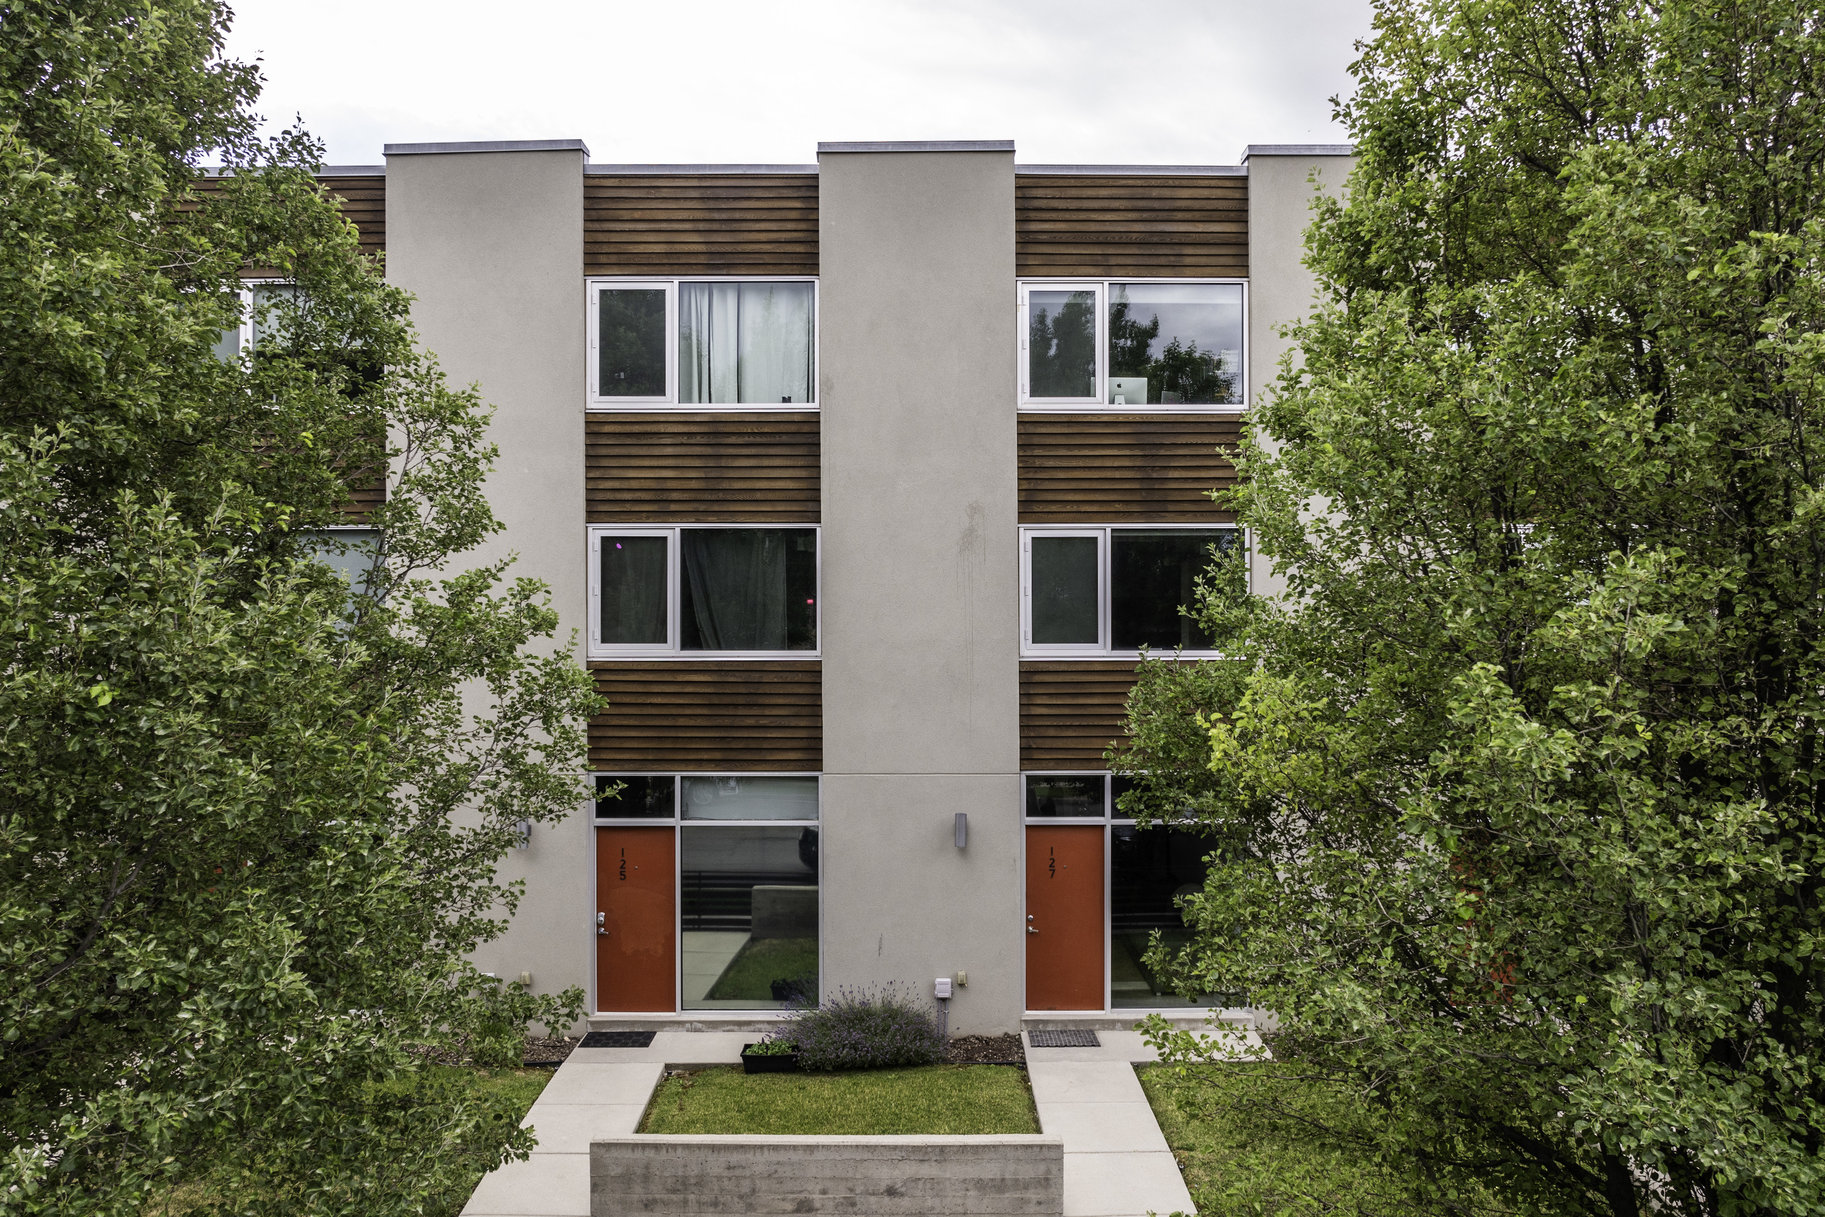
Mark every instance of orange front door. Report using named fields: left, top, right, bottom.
left=1025, top=825, right=1105, bottom=1010
left=595, top=826, right=675, bottom=1012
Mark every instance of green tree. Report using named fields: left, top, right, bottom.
left=0, top=2, right=600, bottom=1213
left=1121, top=2, right=1825, bottom=1214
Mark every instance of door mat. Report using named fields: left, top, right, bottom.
left=579, top=1030, right=657, bottom=1048
left=1027, top=1029, right=1101, bottom=1048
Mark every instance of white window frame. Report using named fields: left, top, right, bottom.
left=586, top=276, right=819, bottom=411
left=1017, top=281, right=1104, bottom=406
left=1020, top=529, right=1105, bottom=655
left=214, top=278, right=294, bottom=359
left=1017, top=278, right=1248, bottom=412
left=586, top=523, right=821, bottom=660
left=1019, top=524, right=1243, bottom=657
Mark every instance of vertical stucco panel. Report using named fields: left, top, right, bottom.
left=385, top=149, right=590, bottom=1019
left=1245, top=154, right=1354, bottom=600
left=818, top=150, right=1022, bottom=1031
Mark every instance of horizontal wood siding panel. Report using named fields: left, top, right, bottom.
left=1015, top=176, right=1247, bottom=278
left=320, top=175, right=386, bottom=256
left=590, top=662, right=821, bottom=770
left=1021, top=662, right=1138, bottom=770
left=586, top=414, right=819, bottom=522
left=1019, top=415, right=1242, bottom=522
left=585, top=176, right=818, bottom=275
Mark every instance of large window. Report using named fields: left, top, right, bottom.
left=588, top=278, right=817, bottom=408
left=595, top=774, right=820, bottom=1011
left=1021, top=526, right=1238, bottom=655
left=589, top=525, right=818, bottom=658
left=1019, top=280, right=1244, bottom=409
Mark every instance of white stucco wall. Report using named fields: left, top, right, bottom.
left=817, top=147, right=1023, bottom=1033
left=384, top=144, right=591, bottom=1016
left=1245, top=149, right=1354, bottom=600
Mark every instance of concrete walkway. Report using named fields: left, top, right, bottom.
left=462, top=1025, right=1252, bottom=1217
left=1022, top=1028, right=1197, bottom=1217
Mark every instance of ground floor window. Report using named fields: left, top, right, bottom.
left=1023, top=771, right=1230, bottom=1011
left=593, top=773, right=818, bottom=1013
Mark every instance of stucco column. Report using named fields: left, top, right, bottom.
left=384, top=139, right=590, bottom=1008
left=1243, top=145, right=1355, bottom=600
left=817, top=142, right=1023, bottom=1033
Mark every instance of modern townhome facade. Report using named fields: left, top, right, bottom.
left=309, top=139, right=1350, bottom=1034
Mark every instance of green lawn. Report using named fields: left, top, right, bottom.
left=142, top=1066, right=553, bottom=1217
left=1142, top=1061, right=1534, bottom=1216
left=1140, top=1061, right=1409, bottom=1215
left=640, top=1064, right=1039, bottom=1135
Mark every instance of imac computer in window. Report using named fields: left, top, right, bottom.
left=1107, top=376, right=1149, bottom=406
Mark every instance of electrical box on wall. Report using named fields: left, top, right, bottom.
left=934, top=977, right=953, bottom=999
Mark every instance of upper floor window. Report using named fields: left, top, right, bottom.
left=589, top=524, right=819, bottom=658
left=588, top=278, right=817, bottom=409
left=1020, top=525, right=1239, bottom=655
left=1019, top=281, right=1244, bottom=410
left=212, top=281, right=297, bottom=360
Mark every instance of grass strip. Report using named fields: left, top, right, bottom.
left=639, top=1064, right=1038, bottom=1135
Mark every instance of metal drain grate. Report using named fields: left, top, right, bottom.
left=578, top=1030, right=657, bottom=1048
left=1027, top=1029, right=1101, bottom=1048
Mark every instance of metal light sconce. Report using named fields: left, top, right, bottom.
left=954, top=813, right=968, bottom=849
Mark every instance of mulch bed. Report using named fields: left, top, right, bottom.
left=518, top=1032, right=1024, bottom=1068
left=522, top=1035, right=579, bottom=1067
left=946, top=1034, right=1026, bottom=1066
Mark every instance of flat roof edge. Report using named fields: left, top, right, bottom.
left=1241, top=143, right=1356, bottom=160
left=199, top=165, right=387, bottom=178
left=817, top=140, right=1015, bottom=154
left=1017, top=163, right=1246, bottom=177
left=586, top=163, right=819, bottom=175
left=384, top=139, right=590, bottom=157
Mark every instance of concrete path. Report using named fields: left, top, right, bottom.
left=462, top=1024, right=1250, bottom=1217
left=461, top=1033, right=749, bottom=1217
left=1023, top=1029, right=1193, bottom=1217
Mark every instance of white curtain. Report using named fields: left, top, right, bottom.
left=679, top=282, right=814, bottom=404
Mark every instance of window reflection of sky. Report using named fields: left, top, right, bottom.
left=1109, top=284, right=1242, bottom=363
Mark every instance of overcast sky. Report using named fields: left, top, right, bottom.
left=223, top=0, right=1374, bottom=167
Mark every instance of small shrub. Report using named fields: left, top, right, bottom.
left=783, top=984, right=946, bottom=1071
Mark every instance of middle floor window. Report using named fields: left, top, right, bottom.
left=588, top=525, right=819, bottom=658
left=1021, top=525, right=1239, bottom=655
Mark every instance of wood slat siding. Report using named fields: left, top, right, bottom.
left=589, top=662, right=821, bottom=770
left=320, top=175, right=386, bottom=256
left=1021, top=662, right=1138, bottom=770
left=341, top=464, right=385, bottom=520
left=1019, top=415, right=1242, bottom=522
left=586, top=414, right=819, bottom=522
left=585, top=176, right=818, bottom=275
left=1015, top=175, right=1247, bottom=278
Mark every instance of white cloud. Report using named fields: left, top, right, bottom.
left=225, top=0, right=1370, bottom=165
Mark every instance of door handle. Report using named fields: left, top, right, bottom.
left=596, top=911, right=608, bottom=937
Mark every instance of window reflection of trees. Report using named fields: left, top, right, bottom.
left=1028, top=294, right=1097, bottom=397
left=1108, top=300, right=1236, bottom=405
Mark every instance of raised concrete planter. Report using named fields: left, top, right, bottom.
left=590, top=1134, right=1064, bottom=1216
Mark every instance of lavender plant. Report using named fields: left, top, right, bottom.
left=783, top=984, right=946, bottom=1071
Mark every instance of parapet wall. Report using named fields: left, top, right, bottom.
left=590, top=1134, right=1064, bottom=1216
